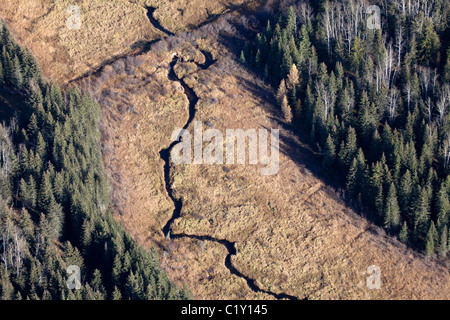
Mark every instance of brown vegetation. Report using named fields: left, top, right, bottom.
left=0, top=0, right=258, bottom=84
left=75, top=25, right=449, bottom=298
left=3, top=2, right=449, bottom=300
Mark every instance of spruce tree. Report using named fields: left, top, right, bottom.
left=425, top=222, right=438, bottom=256
left=414, top=187, right=430, bottom=239
left=338, top=126, right=357, bottom=173
left=398, top=170, right=413, bottom=216
left=346, top=157, right=358, bottom=200
left=384, top=182, right=401, bottom=232
left=399, top=221, right=409, bottom=243
left=322, top=134, right=336, bottom=170
left=435, top=184, right=449, bottom=229
left=369, top=162, right=384, bottom=219
left=11, top=54, right=23, bottom=88
left=439, top=226, right=448, bottom=257
left=239, top=50, right=246, bottom=64
left=0, top=59, right=3, bottom=83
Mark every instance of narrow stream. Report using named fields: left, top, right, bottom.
left=68, top=6, right=300, bottom=299
left=159, top=55, right=300, bottom=301
left=145, top=7, right=175, bottom=36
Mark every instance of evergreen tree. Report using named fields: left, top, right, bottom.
left=11, top=54, right=23, bottom=88
left=112, top=286, right=122, bottom=300
left=399, top=221, right=409, bottom=243
left=384, top=183, right=401, bottom=232
left=398, top=170, right=413, bottom=216
left=438, top=225, right=448, bottom=257
left=419, top=20, right=441, bottom=66
left=239, top=50, right=245, bottom=64
left=338, top=126, right=358, bottom=173
left=414, top=187, right=431, bottom=239
left=322, top=134, right=336, bottom=170
left=425, top=222, right=438, bottom=256
left=346, top=157, right=358, bottom=200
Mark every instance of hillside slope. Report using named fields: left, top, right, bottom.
left=2, top=1, right=449, bottom=300
left=75, top=17, right=449, bottom=299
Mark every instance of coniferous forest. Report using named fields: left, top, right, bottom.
left=0, top=0, right=449, bottom=303
left=242, top=0, right=450, bottom=256
left=0, top=22, right=188, bottom=300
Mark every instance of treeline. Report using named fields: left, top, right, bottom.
left=0, top=22, right=189, bottom=299
left=242, top=0, right=450, bottom=256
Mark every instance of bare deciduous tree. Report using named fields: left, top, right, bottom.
left=387, top=86, right=400, bottom=122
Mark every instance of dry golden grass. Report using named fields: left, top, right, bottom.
left=91, top=51, right=185, bottom=246
left=165, top=41, right=449, bottom=300
left=135, top=0, right=252, bottom=33
left=161, top=236, right=273, bottom=299
left=6, top=2, right=448, bottom=299
left=0, top=0, right=257, bottom=84
left=79, top=31, right=449, bottom=299
left=0, top=0, right=160, bottom=83
left=78, top=42, right=274, bottom=299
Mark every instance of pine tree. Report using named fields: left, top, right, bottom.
left=125, top=271, right=143, bottom=300
left=398, top=170, right=413, bottom=216
left=381, top=124, right=394, bottom=161
left=112, top=286, right=122, bottom=300
left=399, top=221, right=409, bottom=243
left=348, top=36, right=363, bottom=72
left=338, top=126, right=358, bottom=173
left=425, top=222, right=438, bottom=256
left=419, top=20, right=441, bottom=66
left=38, top=172, right=54, bottom=213
left=2, top=50, right=13, bottom=83
left=239, top=50, right=246, bottom=64
left=286, top=6, right=297, bottom=37
left=281, top=49, right=293, bottom=80
left=369, top=129, right=382, bottom=162
left=36, top=132, right=47, bottom=161
left=322, top=134, right=336, bottom=170
left=384, top=183, right=401, bottom=232
left=48, top=200, right=63, bottom=238
left=11, top=54, right=23, bottom=88
left=357, top=91, right=377, bottom=146
left=346, top=157, right=358, bottom=200
left=1, top=274, right=14, bottom=300
left=439, top=226, right=448, bottom=257
left=90, top=269, right=104, bottom=294
left=435, top=184, right=449, bottom=229
left=19, top=208, right=34, bottom=240
left=19, top=178, right=30, bottom=207
left=445, top=46, right=450, bottom=82
left=0, top=59, right=3, bottom=83
left=369, top=162, right=384, bottom=220
left=27, top=176, right=37, bottom=208
left=414, top=187, right=430, bottom=239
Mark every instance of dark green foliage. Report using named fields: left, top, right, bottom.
left=0, top=22, right=184, bottom=300
left=322, top=134, right=336, bottom=170
left=244, top=2, right=450, bottom=253
left=425, top=222, right=438, bottom=256
left=399, top=222, right=409, bottom=243
left=384, top=183, right=401, bottom=232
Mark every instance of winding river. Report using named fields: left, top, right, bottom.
left=159, top=54, right=300, bottom=300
